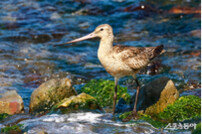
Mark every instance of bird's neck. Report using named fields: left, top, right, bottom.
left=98, top=36, right=114, bottom=54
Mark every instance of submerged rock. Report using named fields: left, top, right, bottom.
left=29, top=78, right=77, bottom=114
left=0, top=90, right=24, bottom=115
left=54, top=93, right=100, bottom=113
left=130, top=77, right=179, bottom=114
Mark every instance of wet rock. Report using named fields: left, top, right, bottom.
left=130, top=77, right=179, bottom=115
left=54, top=93, right=100, bottom=113
left=144, top=78, right=179, bottom=116
left=0, top=90, right=24, bottom=115
left=29, top=78, right=77, bottom=114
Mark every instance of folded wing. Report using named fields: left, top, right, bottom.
left=113, top=45, right=164, bottom=70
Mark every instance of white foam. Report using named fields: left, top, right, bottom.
left=19, top=112, right=161, bottom=134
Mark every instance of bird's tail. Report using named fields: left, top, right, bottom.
left=150, top=45, right=165, bottom=60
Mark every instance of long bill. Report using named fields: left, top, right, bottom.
left=54, top=32, right=96, bottom=47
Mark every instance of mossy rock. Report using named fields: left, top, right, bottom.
left=119, top=111, right=133, bottom=120
left=81, top=79, right=130, bottom=107
left=120, top=95, right=200, bottom=129
left=130, top=77, right=179, bottom=113
left=53, top=93, right=101, bottom=113
left=1, top=124, right=23, bottom=134
left=144, top=79, right=179, bottom=116
left=29, top=78, right=77, bottom=114
left=157, top=95, right=201, bottom=123
left=139, top=114, right=167, bottom=128
left=192, top=123, right=201, bottom=134
left=119, top=111, right=166, bottom=128
left=0, top=113, right=10, bottom=121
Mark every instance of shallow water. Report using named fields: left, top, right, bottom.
left=0, top=0, right=200, bottom=133
left=17, top=112, right=189, bottom=134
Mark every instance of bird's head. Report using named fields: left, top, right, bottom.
left=61, top=24, right=113, bottom=45
left=93, top=24, right=113, bottom=38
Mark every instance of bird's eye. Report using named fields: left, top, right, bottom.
left=100, top=28, right=103, bottom=31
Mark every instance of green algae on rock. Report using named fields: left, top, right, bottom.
left=119, top=111, right=166, bottom=128
left=1, top=124, right=23, bottom=133
left=54, top=93, right=100, bottom=113
left=139, top=114, right=166, bottom=128
left=145, top=79, right=179, bottom=116
left=157, top=95, right=201, bottom=122
left=119, top=111, right=133, bottom=120
left=192, top=122, right=201, bottom=134
left=119, top=95, right=200, bottom=129
left=81, top=79, right=130, bottom=107
left=0, top=113, right=10, bottom=121
left=29, top=78, right=77, bottom=114
left=139, top=95, right=200, bottom=128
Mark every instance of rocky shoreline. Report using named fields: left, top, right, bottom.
left=0, top=77, right=200, bottom=133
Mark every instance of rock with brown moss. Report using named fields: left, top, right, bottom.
left=144, top=78, right=179, bottom=116
left=54, top=93, right=100, bottom=113
left=29, top=78, right=77, bottom=114
left=130, top=77, right=179, bottom=114
left=0, top=90, right=24, bottom=115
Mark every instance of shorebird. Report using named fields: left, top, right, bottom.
left=56, top=24, right=165, bottom=118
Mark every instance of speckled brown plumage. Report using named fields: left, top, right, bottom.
left=61, top=24, right=165, bottom=118
left=113, top=45, right=164, bottom=71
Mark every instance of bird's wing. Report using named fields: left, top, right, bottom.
left=113, top=45, right=163, bottom=70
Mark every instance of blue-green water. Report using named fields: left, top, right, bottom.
left=0, top=0, right=200, bottom=133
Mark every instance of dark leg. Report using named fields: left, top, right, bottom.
left=133, top=78, right=140, bottom=118
left=113, top=77, right=118, bottom=116
left=121, top=77, right=140, bottom=121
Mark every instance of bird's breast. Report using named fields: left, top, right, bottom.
left=97, top=52, right=133, bottom=78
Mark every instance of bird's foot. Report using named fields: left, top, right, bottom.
left=132, top=111, right=139, bottom=120
left=122, top=113, right=133, bottom=122
left=122, top=111, right=139, bottom=122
